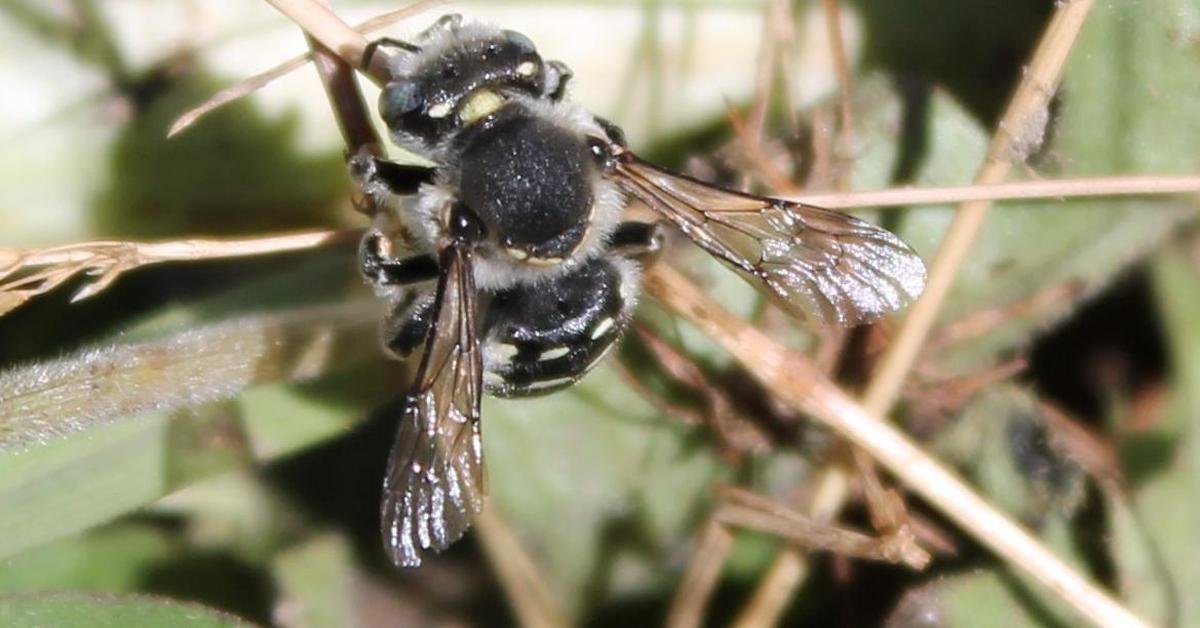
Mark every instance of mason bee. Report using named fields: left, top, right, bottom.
left=352, top=14, right=927, bottom=566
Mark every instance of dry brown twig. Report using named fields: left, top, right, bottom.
left=665, top=517, right=735, bottom=628
left=643, top=263, right=1146, bottom=628
left=0, top=230, right=354, bottom=316
left=819, top=0, right=855, bottom=192
left=715, top=486, right=929, bottom=568
left=671, top=477, right=936, bottom=628
left=168, top=0, right=445, bottom=138
left=473, top=507, right=570, bottom=628
left=629, top=324, right=772, bottom=461
left=3, top=174, right=1193, bottom=319
left=790, top=175, right=1200, bottom=209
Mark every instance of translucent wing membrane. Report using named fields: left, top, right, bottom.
left=382, top=243, right=486, bottom=567
left=612, top=153, right=927, bottom=325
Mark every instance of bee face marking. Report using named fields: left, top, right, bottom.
left=427, top=101, right=453, bottom=119
left=460, top=89, right=505, bottom=123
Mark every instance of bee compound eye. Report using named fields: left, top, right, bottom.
left=379, top=80, right=421, bottom=124
left=501, top=29, right=537, bottom=55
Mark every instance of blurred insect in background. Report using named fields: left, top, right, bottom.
left=352, top=14, right=927, bottom=567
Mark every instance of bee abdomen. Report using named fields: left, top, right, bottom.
left=481, top=256, right=638, bottom=397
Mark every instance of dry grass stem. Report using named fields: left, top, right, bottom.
left=629, top=324, right=771, bottom=461
left=789, top=175, right=1200, bottom=209
left=850, top=449, right=917, bottom=545
left=715, top=486, right=930, bottom=569
left=746, top=0, right=782, bottom=147
left=643, top=263, right=1148, bottom=628
left=264, top=0, right=384, bottom=83
left=924, top=279, right=1083, bottom=352
left=730, top=549, right=805, bottom=628
left=0, top=229, right=354, bottom=317
left=473, top=506, right=569, bottom=628
left=169, top=0, right=444, bottom=137
left=819, top=0, right=855, bottom=191
left=864, top=0, right=1095, bottom=414
left=665, top=518, right=735, bottom=628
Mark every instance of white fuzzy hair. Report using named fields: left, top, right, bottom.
left=387, top=18, right=506, bottom=79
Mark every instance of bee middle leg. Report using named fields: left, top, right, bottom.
left=608, top=221, right=665, bottom=260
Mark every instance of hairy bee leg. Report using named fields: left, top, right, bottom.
left=359, top=231, right=440, bottom=287
left=350, top=154, right=437, bottom=197
left=361, top=36, right=421, bottom=68
left=592, top=115, right=627, bottom=146
left=544, top=60, right=574, bottom=101
left=382, top=291, right=436, bottom=358
left=373, top=202, right=485, bottom=360
left=608, top=221, right=665, bottom=260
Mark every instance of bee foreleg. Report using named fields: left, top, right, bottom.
left=350, top=153, right=436, bottom=198
left=361, top=36, right=421, bottom=68
left=359, top=231, right=440, bottom=287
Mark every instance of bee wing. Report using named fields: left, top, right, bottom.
left=382, top=241, right=485, bottom=567
left=610, top=151, right=927, bottom=326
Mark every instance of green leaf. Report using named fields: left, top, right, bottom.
left=0, top=592, right=248, bottom=628
left=484, top=364, right=729, bottom=612
left=936, top=385, right=1086, bottom=523
left=886, top=572, right=1062, bottom=628
left=271, top=535, right=355, bottom=628
left=0, top=301, right=384, bottom=559
left=875, top=0, right=1200, bottom=371
left=0, top=414, right=175, bottom=560
left=0, top=524, right=176, bottom=595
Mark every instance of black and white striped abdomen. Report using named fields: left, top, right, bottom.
left=481, top=255, right=639, bottom=397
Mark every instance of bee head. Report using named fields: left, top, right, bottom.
left=379, top=17, right=571, bottom=155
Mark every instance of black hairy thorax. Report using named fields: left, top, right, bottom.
left=455, top=103, right=596, bottom=263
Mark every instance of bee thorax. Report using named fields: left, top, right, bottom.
left=457, top=109, right=596, bottom=263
